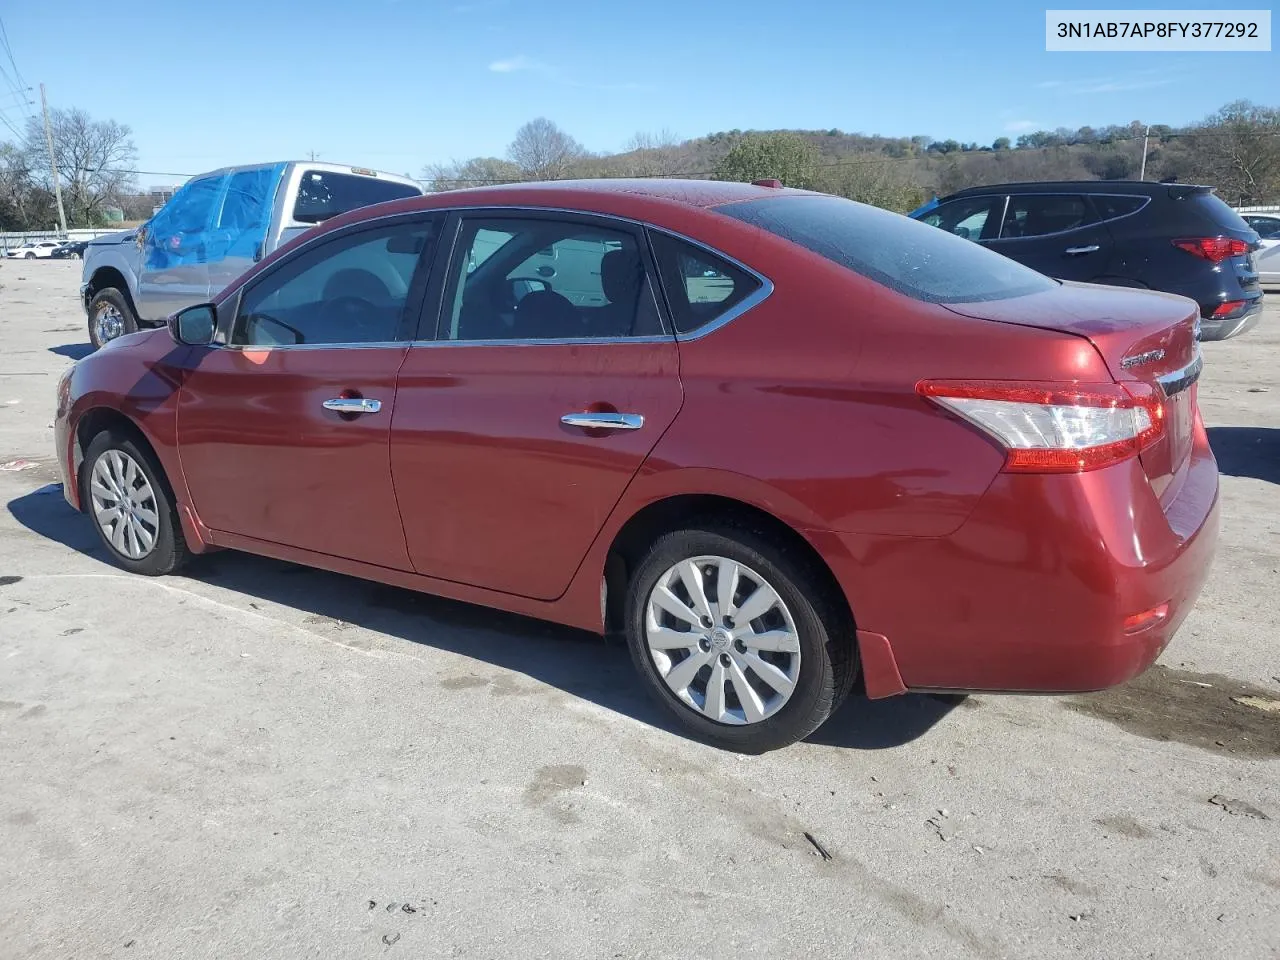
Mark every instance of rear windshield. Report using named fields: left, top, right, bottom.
left=292, top=170, right=422, bottom=224
left=714, top=194, right=1057, bottom=304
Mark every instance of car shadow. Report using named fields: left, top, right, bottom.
left=7, top=484, right=960, bottom=752
left=1207, top=426, right=1280, bottom=484
left=49, top=343, right=94, bottom=361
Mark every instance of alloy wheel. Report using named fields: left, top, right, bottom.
left=644, top=555, right=801, bottom=725
left=89, top=449, right=160, bottom=560
left=94, top=303, right=125, bottom=343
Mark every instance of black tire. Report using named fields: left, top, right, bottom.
left=87, top=287, right=139, bottom=350
left=624, top=525, right=857, bottom=753
left=24, top=251, right=35, bottom=259
left=81, top=430, right=189, bottom=576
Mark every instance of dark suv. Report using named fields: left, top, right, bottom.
left=912, top=181, right=1264, bottom=340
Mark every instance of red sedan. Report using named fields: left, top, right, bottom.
left=53, top=180, right=1219, bottom=752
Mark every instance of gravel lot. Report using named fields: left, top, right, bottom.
left=1, top=260, right=1277, bottom=960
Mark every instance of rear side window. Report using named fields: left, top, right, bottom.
left=1000, top=194, right=1094, bottom=238
left=648, top=231, right=762, bottom=334
left=717, top=195, right=1056, bottom=304
left=292, top=170, right=422, bottom=224
left=1091, top=194, right=1148, bottom=221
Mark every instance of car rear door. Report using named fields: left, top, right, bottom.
left=177, top=213, right=440, bottom=569
left=206, top=165, right=286, bottom=296
left=984, top=193, right=1114, bottom=281
left=389, top=210, right=683, bottom=600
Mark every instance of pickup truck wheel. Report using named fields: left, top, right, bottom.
left=88, top=288, right=138, bottom=349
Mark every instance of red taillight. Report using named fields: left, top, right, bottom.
left=917, top=380, right=1165, bottom=474
left=1122, top=602, right=1170, bottom=635
left=1172, top=237, right=1250, bottom=263
left=1211, top=300, right=1246, bottom=318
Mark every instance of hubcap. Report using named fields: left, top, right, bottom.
left=644, top=555, right=801, bottom=725
left=94, top=304, right=124, bottom=344
left=89, top=450, right=159, bottom=560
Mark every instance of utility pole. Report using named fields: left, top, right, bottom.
left=39, top=83, right=68, bottom=236
left=1138, top=124, right=1151, bottom=181
left=307, top=150, right=320, bottom=161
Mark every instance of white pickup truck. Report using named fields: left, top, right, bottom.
left=80, top=161, right=423, bottom=348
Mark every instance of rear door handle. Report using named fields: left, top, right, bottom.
left=1064, top=245, right=1101, bottom=255
left=560, top=412, right=644, bottom=431
left=322, top=397, right=382, bottom=414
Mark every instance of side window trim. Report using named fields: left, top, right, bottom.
left=222, top=212, right=440, bottom=350
left=418, top=208, right=672, bottom=345
left=645, top=227, right=773, bottom=341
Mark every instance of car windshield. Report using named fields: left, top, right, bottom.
left=715, top=194, right=1057, bottom=304
left=292, top=170, right=422, bottom=224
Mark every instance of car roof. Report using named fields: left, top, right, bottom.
left=942, top=180, right=1215, bottom=200
left=189, top=160, right=422, bottom=187
left=304, top=178, right=809, bottom=236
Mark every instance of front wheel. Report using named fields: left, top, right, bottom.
left=24, top=251, right=34, bottom=259
left=87, top=287, right=139, bottom=349
left=81, top=431, right=190, bottom=576
left=624, top=526, right=856, bottom=753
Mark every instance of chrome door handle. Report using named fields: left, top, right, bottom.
left=1064, top=245, right=1100, bottom=255
left=560, top=412, right=644, bottom=431
left=322, top=397, right=382, bottom=414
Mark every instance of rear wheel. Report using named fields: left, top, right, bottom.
left=88, top=287, right=138, bottom=349
left=624, top=525, right=856, bottom=753
left=81, top=431, right=189, bottom=576
left=24, top=251, right=34, bottom=259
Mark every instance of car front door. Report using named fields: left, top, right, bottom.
left=389, top=211, right=683, bottom=600
left=916, top=195, right=1004, bottom=243
left=176, top=214, right=439, bottom=569
left=137, top=174, right=226, bottom=322
left=984, top=193, right=1114, bottom=281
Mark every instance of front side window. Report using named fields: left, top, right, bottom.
left=716, top=194, right=1056, bottom=304
left=1000, top=195, right=1094, bottom=239
left=291, top=170, right=422, bottom=224
left=917, top=196, right=1001, bottom=241
left=233, top=220, right=433, bottom=346
left=442, top=217, right=662, bottom=341
left=155, top=176, right=224, bottom=236
left=647, top=232, right=762, bottom=334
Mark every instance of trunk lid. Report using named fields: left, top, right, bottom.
left=944, top=281, right=1201, bottom=503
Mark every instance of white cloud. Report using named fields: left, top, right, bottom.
left=1004, top=119, right=1042, bottom=133
left=488, top=55, right=546, bottom=73
left=1035, top=75, right=1174, bottom=94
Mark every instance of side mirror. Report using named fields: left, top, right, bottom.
left=168, top=304, right=217, bottom=346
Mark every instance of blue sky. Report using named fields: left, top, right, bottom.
left=2, top=0, right=1275, bottom=188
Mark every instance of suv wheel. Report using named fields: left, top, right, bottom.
left=625, top=525, right=856, bottom=753
left=88, top=288, right=139, bottom=349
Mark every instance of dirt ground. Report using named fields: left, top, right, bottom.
left=1, top=259, right=1277, bottom=959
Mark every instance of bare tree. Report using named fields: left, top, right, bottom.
left=507, top=118, right=586, bottom=180
left=23, top=107, right=137, bottom=226
left=421, top=156, right=523, bottom=192
left=1180, top=100, right=1280, bottom=204
left=619, top=128, right=682, bottom=176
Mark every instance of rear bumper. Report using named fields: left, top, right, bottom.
left=824, top=421, right=1220, bottom=694
left=1198, top=297, right=1263, bottom=341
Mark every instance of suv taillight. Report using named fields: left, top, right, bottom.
left=1172, top=237, right=1250, bottom=263
left=917, top=380, right=1165, bottom=473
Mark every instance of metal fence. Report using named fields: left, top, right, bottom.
left=0, top=228, right=125, bottom=255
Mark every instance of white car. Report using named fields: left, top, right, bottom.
left=1240, top=213, right=1280, bottom=285
left=5, top=240, right=64, bottom=259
